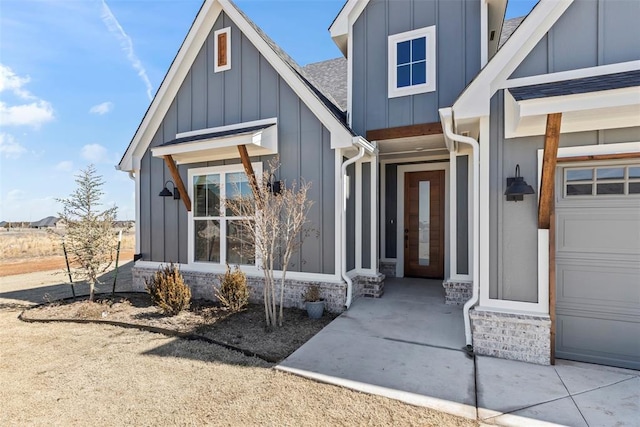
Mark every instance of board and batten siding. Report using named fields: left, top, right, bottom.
left=351, top=0, right=481, bottom=136
left=489, top=90, right=640, bottom=302
left=510, top=0, right=640, bottom=79
left=139, top=12, right=335, bottom=275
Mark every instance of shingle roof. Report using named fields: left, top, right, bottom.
left=509, top=70, right=640, bottom=101
left=499, top=16, right=525, bottom=49
left=30, top=216, right=59, bottom=227
left=302, top=58, right=348, bottom=111
left=159, top=123, right=274, bottom=147
left=229, top=0, right=350, bottom=129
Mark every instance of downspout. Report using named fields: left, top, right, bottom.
left=341, top=145, right=366, bottom=309
left=440, top=108, right=480, bottom=353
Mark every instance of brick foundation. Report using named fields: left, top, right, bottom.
left=470, top=309, right=551, bottom=365
left=379, top=261, right=396, bottom=278
left=442, top=280, right=472, bottom=305
left=352, top=272, right=385, bottom=299
left=133, top=265, right=347, bottom=313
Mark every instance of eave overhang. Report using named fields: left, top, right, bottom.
left=151, top=119, right=278, bottom=165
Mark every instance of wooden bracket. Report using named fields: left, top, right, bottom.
left=538, top=113, right=562, bottom=230
left=237, top=145, right=263, bottom=208
left=163, top=155, right=192, bottom=212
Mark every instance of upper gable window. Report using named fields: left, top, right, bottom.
left=388, top=26, right=436, bottom=98
left=214, top=27, right=231, bottom=73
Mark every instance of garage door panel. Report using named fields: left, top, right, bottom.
left=556, top=263, right=640, bottom=311
left=556, top=315, right=640, bottom=370
left=557, top=212, right=640, bottom=254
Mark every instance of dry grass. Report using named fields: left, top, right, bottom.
left=0, top=308, right=478, bottom=426
left=0, top=229, right=134, bottom=261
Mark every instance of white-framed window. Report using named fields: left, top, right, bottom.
left=214, top=27, right=231, bottom=73
left=563, top=164, right=640, bottom=197
left=388, top=26, right=436, bottom=98
left=188, top=163, right=262, bottom=265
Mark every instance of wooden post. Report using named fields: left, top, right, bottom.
left=162, top=155, right=192, bottom=212
left=237, top=144, right=263, bottom=208
left=538, top=113, right=562, bottom=229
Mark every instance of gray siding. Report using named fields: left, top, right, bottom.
left=491, top=0, right=640, bottom=302
left=351, top=0, right=481, bottom=136
left=489, top=92, right=640, bottom=301
left=384, top=164, right=398, bottom=258
left=139, top=12, right=335, bottom=275
left=511, top=0, right=640, bottom=78
left=456, top=155, right=469, bottom=275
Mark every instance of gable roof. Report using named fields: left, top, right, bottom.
left=118, top=0, right=353, bottom=172
left=452, top=0, right=575, bottom=120
left=303, top=57, right=348, bottom=111
left=30, top=216, right=59, bottom=227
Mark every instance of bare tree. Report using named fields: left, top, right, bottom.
left=56, top=164, right=118, bottom=301
left=225, top=159, right=314, bottom=328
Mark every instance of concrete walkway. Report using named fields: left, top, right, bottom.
left=277, top=278, right=639, bottom=426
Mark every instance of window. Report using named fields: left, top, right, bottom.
left=189, top=163, right=261, bottom=265
left=388, top=26, right=436, bottom=98
left=214, top=27, right=231, bottom=72
left=564, top=164, right=640, bottom=197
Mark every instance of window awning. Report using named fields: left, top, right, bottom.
left=151, top=118, right=278, bottom=164
left=505, top=70, right=640, bottom=138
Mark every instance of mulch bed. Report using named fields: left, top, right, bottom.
left=20, top=293, right=337, bottom=363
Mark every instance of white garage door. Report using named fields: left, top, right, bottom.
left=555, top=162, right=640, bottom=370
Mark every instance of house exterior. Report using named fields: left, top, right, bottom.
left=29, top=216, right=62, bottom=229
left=118, top=0, right=639, bottom=370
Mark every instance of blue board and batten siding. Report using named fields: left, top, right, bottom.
left=139, top=12, right=335, bottom=275
left=351, top=0, right=481, bottom=136
left=490, top=0, right=640, bottom=302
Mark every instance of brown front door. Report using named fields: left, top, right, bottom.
left=404, top=170, right=445, bottom=278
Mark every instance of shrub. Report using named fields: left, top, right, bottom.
left=144, top=263, right=191, bottom=315
left=215, top=265, right=249, bottom=312
left=303, top=285, right=322, bottom=302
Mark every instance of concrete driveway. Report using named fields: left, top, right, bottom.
left=278, top=278, right=639, bottom=426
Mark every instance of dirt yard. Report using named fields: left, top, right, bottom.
left=0, top=269, right=478, bottom=426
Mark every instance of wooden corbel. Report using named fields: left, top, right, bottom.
left=237, top=144, right=263, bottom=208
left=538, top=113, right=562, bottom=230
left=162, top=155, right=192, bottom=212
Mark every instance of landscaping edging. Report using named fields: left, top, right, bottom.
left=18, top=293, right=279, bottom=363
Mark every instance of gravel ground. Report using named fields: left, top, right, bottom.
left=0, top=268, right=478, bottom=426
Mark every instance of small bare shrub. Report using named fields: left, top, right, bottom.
left=75, top=301, right=109, bottom=319
left=302, top=285, right=322, bottom=302
left=215, top=265, right=249, bottom=312
left=144, top=263, right=191, bottom=315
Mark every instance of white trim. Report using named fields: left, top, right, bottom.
left=134, top=168, right=141, bottom=254
left=213, top=27, right=231, bottom=73
left=176, top=117, right=277, bottom=139
left=135, top=260, right=343, bottom=284
left=118, top=0, right=353, bottom=172
left=329, top=0, right=368, bottom=56
left=335, top=149, right=343, bottom=280
left=478, top=116, right=491, bottom=309
left=453, top=0, right=574, bottom=120
left=396, top=162, right=450, bottom=278
left=187, top=162, right=262, bottom=266
left=449, top=149, right=457, bottom=278
left=355, top=160, right=363, bottom=270
left=151, top=124, right=278, bottom=164
left=388, top=26, right=436, bottom=98
left=505, top=87, right=640, bottom=138
left=370, top=155, right=378, bottom=272
left=500, top=60, right=640, bottom=90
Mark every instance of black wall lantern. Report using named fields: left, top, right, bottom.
left=159, top=180, right=180, bottom=200
left=267, top=174, right=282, bottom=195
left=505, top=164, right=535, bottom=202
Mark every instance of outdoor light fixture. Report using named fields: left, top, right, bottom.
left=504, top=164, right=535, bottom=202
left=267, top=174, right=282, bottom=195
left=159, top=180, right=180, bottom=200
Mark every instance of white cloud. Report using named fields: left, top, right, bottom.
left=81, top=143, right=109, bottom=163
left=89, top=101, right=114, bottom=115
left=0, top=100, right=54, bottom=128
left=0, top=133, right=27, bottom=158
left=55, top=160, right=74, bottom=172
left=0, top=64, right=33, bottom=99
left=7, top=189, right=25, bottom=202
left=100, top=1, right=153, bottom=101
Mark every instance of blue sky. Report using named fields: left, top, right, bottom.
left=0, top=0, right=537, bottom=222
